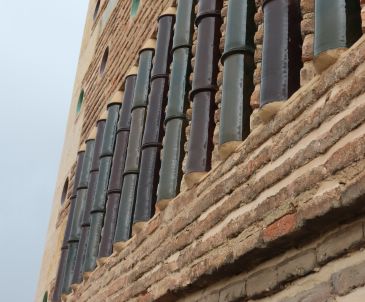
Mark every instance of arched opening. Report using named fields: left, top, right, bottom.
left=42, top=291, right=48, bottom=302
left=76, top=89, right=84, bottom=114
left=93, top=0, right=101, bottom=20
left=61, top=178, right=69, bottom=205
left=131, top=0, right=141, bottom=17
left=100, top=47, right=109, bottom=75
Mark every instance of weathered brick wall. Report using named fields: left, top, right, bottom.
left=80, top=0, right=175, bottom=144
left=65, top=34, right=365, bottom=302
left=38, top=1, right=365, bottom=301
left=177, top=217, right=365, bottom=301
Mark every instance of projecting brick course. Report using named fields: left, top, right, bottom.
left=62, top=36, right=365, bottom=302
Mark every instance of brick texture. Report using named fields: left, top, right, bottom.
left=64, top=36, right=365, bottom=302
left=38, top=0, right=365, bottom=301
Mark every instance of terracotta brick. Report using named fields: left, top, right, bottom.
left=263, top=214, right=298, bottom=243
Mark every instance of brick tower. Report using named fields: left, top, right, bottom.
left=36, top=0, right=365, bottom=301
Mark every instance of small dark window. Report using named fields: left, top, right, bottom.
left=93, top=0, right=101, bottom=20
left=42, top=291, right=48, bottom=302
left=100, top=47, right=109, bottom=75
left=61, top=178, right=69, bottom=205
left=76, top=89, right=84, bottom=114
left=131, top=0, right=140, bottom=17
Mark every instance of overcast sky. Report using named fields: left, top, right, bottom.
left=0, top=1, right=88, bottom=300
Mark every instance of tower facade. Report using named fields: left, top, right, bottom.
left=36, top=0, right=365, bottom=301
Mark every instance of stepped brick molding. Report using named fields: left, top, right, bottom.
left=65, top=36, right=365, bottom=302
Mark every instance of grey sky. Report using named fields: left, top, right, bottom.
left=0, top=1, right=88, bottom=300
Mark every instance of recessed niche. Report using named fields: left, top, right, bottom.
left=61, top=178, right=69, bottom=205
left=131, top=0, right=141, bottom=17
left=100, top=47, right=109, bottom=75
left=93, top=0, right=101, bottom=20
left=76, top=89, right=84, bottom=114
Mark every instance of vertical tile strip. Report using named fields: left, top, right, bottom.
left=314, top=0, right=362, bottom=72
left=185, top=0, right=223, bottom=186
left=72, top=119, right=106, bottom=285
left=62, top=142, right=94, bottom=294
left=157, top=0, right=196, bottom=209
left=52, top=151, right=85, bottom=302
left=260, top=0, right=302, bottom=120
left=63, top=138, right=96, bottom=292
left=133, top=9, right=176, bottom=227
left=98, top=71, right=137, bottom=259
left=219, top=0, right=255, bottom=160
left=114, top=43, right=155, bottom=244
left=83, top=103, right=120, bottom=273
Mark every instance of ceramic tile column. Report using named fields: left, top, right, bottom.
left=157, top=0, right=196, bottom=209
left=83, top=98, right=121, bottom=274
left=219, top=0, right=255, bottom=160
left=113, top=40, right=155, bottom=247
left=314, top=0, right=362, bottom=73
left=97, top=69, right=137, bottom=261
left=61, top=136, right=96, bottom=295
left=133, top=9, right=176, bottom=232
left=259, top=0, right=302, bottom=121
left=52, top=151, right=85, bottom=302
left=185, top=0, right=223, bottom=186
left=72, top=119, right=106, bottom=285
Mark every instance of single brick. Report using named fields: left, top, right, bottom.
left=317, top=223, right=364, bottom=264
left=219, top=281, right=246, bottom=302
left=200, top=292, right=220, bottom=302
left=300, top=0, right=314, bottom=14
left=331, top=260, right=365, bottom=296
left=302, top=34, right=314, bottom=62
left=301, top=61, right=317, bottom=87
left=263, top=214, right=298, bottom=243
left=277, top=250, right=317, bottom=284
left=281, top=282, right=332, bottom=302
left=246, top=267, right=277, bottom=298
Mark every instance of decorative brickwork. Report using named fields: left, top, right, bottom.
left=36, top=1, right=365, bottom=301
left=65, top=36, right=365, bottom=302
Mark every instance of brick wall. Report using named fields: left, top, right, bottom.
left=177, top=218, right=365, bottom=302
left=65, top=34, right=365, bottom=302
left=37, top=0, right=365, bottom=301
